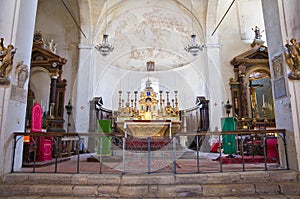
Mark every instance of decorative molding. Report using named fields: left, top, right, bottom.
left=78, top=44, right=93, bottom=49
left=205, top=43, right=221, bottom=49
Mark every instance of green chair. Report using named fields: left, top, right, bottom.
left=98, top=120, right=111, bottom=156
left=221, top=117, right=236, bottom=155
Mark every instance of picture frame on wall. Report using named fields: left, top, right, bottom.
left=272, top=54, right=284, bottom=79
left=274, top=77, right=287, bottom=99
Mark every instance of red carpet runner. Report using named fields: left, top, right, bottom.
left=213, top=155, right=278, bottom=164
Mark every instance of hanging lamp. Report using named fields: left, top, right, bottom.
left=184, top=1, right=204, bottom=56
left=95, top=0, right=114, bottom=56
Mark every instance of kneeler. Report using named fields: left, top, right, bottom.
left=98, top=120, right=112, bottom=156
left=221, top=117, right=237, bottom=155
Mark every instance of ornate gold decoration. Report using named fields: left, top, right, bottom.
left=285, top=38, right=300, bottom=80
left=0, top=38, right=16, bottom=86
left=116, top=79, right=181, bottom=137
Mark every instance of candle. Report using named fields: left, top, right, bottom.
left=262, top=94, right=266, bottom=108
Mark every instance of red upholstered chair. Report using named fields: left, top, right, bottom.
left=266, top=136, right=278, bottom=160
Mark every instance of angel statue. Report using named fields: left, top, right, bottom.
left=285, top=38, right=300, bottom=80
left=0, top=43, right=16, bottom=79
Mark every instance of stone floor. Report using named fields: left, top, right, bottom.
left=1, top=196, right=300, bottom=199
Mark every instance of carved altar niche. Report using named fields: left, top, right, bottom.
left=229, top=45, right=275, bottom=129
left=27, top=32, right=67, bottom=132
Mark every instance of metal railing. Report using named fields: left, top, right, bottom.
left=12, top=129, right=288, bottom=174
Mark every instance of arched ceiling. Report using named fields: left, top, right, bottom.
left=93, top=0, right=206, bottom=71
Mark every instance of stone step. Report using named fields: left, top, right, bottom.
left=0, top=170, right=299, bottom=198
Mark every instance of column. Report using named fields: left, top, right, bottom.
left=206, top=43, right=224, bottom=131
left=48, top=73, right=58, bottom=119
left=74, top=44, right=93, bottom=134
left=238, top=65, right=248, bottom=118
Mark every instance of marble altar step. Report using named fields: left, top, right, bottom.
left=1, top=170, right=299, bottom=198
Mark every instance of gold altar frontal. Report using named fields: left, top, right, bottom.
left=116, top=120, right=181, bottom=138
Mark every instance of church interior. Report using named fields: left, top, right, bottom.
left=1, top=0, right=300, bottom=198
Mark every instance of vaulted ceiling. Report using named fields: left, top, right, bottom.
left=78, top=0, right=210, bottom=71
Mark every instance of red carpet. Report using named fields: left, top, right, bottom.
left=213, top=155, right=278, bottom=164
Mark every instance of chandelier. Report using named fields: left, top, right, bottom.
left=184, top=34, right=204, bottom=56
left=184, top=1, right=204, bottom=56
left=95, top=0, right=114, bottom=57
left=95, top=34, right=114, bottom=56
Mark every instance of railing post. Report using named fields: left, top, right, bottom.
left=11, top=135, right=19, bottom=173
left=99, top=136, right=103, bottom=174
left=283, top=131, right=289, bottom=170
left=76, top=135, right=80, bottom=174
left=219, top=134, right=222, bottom=172
left=169, top=122, right=172, bottom=139
left=196, top=135, right=200, bottom=173
left=173, top=137, right=177, bottom=174
left=263, top=134, right=268, bottom=171
left=54, top=137, right=58, bottom=173
left=148, top=137, right=151, bottom=174
left=122, top=137, right=126, bottom=174
left=241, top=135, right=245, bottom=171
left=32, top=137, right=37, bottom=173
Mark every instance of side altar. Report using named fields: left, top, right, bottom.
left=115, top=79, right=181, bottom=138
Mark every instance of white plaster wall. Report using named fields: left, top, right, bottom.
left=204, top=0, right=266, bottom=129
left=217, top=0, right=266, bottom=103
left=0, top=0, right=38, bottom=175
left=34, top=0, right=80, bottom=132
left=95, top=63, right=207, bottom=110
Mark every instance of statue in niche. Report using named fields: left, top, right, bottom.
left=285, top=38, right=300, bottom=80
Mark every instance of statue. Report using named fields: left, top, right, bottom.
left=48, top=39, right=57, bottom=54
left=251, top=26, right=264, bottom=48
left=0, top=37, right=16, bottom=81
left=15, top=61, right=29, bottom=88
left=253, top=26, right=262, bottom=40
left=0, top=38, right=8, bottom=61
left=285, top=38, right=300, bottom=80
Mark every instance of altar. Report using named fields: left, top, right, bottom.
left=116, top=120, right=181, bottom=138
left=115, top=79, right=181, bottom=139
